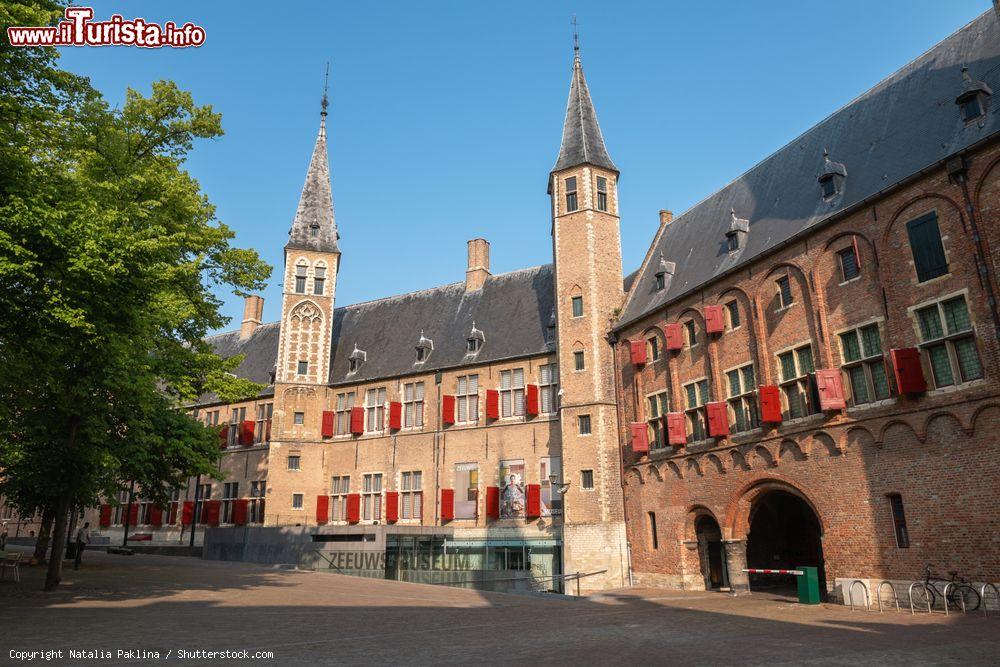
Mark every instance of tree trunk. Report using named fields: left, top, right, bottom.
left=44, top=494, right=70, bottom=590
left=33, top=508, right=54, bottom=564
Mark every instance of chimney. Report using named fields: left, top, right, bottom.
left=240, top=295, right=264, bottom=340
left=659, top=210, right=673, bottom=226
left=465, top=238, right=491, bottom=292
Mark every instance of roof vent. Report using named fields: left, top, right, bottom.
left=818, top=149, right=847, bottom=200
left=653, top=252, right=676, bottom=291
left=956, top=65, right=992, bottom=123
left=415, top=331, right=433, bottom=364
left=466, top=322, right=485, bottom=355
left=726, top=208, right=749, bottom=252
left=348, top=344, right=367, bottom=374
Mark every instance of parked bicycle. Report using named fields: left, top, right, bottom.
left=913, top=564, right=981, bottom=612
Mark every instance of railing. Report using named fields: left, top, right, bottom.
left=875, top=581, right=899, bottom=613
left=431, top=569, right=609, bottom=596
left=848, top=580, right=870, bottom=611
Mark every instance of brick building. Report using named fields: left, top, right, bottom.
left=614, top=10, right=1000, bottom=598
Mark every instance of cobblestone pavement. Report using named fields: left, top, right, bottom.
left=1, top=547, right=997, bottom=666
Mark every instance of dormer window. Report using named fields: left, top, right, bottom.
left=348, top=345, right=367, bottom=374
left=818, top=150, right=847, bottom=200
left=653, top=252, right=675, bottom=292
left=309, top=222, right=320, bottom=237
left=727, top=209, right=749, bottom=252
left=467, top=323, right=485, bottom=354
left=415, top=332, right=433, bottom=364
left=596, top=176, right=608, bottom=212
left=565, top=176, right=578, bottom=212
left=726, top=233, right=739, bottom=252
left=956, top=66, right=991, bottom=123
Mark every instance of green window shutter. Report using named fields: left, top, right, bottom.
left=906, top=213, right=948, bottom=282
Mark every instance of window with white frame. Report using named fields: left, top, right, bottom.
left=571, top=296, right=583, bottom=318
left=539, top=363, right=559, bottom=414
left=313, top=265, right=326, bottom=295
left=596, top=176, right=608, bottom=212
left=403, top=382, right=424, bottom=429
left=838, top=246, right=860, bottom=282
left=778, top=344, right=815, bottom=419
left=294, top=264, right=307, bottom=294
left=287, top=454, right=300, bottom=471
left=228, top=406, right=246, bottom=447
left=221, top=482, right=238, bottom=524
left=365, top=387, right=387, bottom=432
left=454, top=463, right=478, bottom=519
left=456, top=375, right=479, bottom=423
left=646, top=392, right=668, bottom=449
left=167, top=488, right=181, bottom=524
left=330, top=475, right=349, bottom=522
left=362, top=473, right=383, bottom=521
left=500, top=368, right=525, bottom=417
left=726, top=300, right=741, bottom=329
left=249, top=481, right=265, bottom=524
left=839, top=323, right=890, bottom=405
left=684, top=379, right=710, bottom=441
left=400, top=471, right=422, bottom=520
left=334, top=392, right=355, bottom=435
left=196, top=483, right=211, bottom=523
left=291, top=493, right=303, bottom=510
left=581, top=469, right=594, bottom=490
left=647, top=335, right=661, bottom=362
left=776, top=275, right=794, bottom=308
left=685, top=320, right=697, bottom=348
left=293, top=411, right=304, bottom=425
left=539, top=457, right=562, bottom=515
left=565, top=176, right=578, bottom=212
left=138, top=499, right=153, bottom=525
left=255, top=402, right=273, bottom=443
left=726, top=364, right=759, bottom=433
left=915, top=295, right=982, bottom=388
left=573, top=350, right=585, bottom=371
left=578, top=414, right=592, bottom=435
left=297, top=360, right=308, bottom=375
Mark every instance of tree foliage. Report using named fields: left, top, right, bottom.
left=0, top=1, right=271, bottom=588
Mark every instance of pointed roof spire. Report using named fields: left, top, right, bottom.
left=552, top=19, right=617, bottom=174
left=287, top=65, right=340, bottom=253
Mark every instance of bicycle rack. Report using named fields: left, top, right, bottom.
left=908, top=582, right=932, bottom=615
left=848, top=580, right=870, bottom=612
left=941, top=582, right=967, bottom=616
left=875, top=581, right=899, bottom=613
left=980, top=583, right=999, bottom=618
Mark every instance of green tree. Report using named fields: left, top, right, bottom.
left=0, top=2, right=270, bottom=589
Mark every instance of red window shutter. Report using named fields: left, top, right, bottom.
left=346, top=493, right=361, bottom=523
left=758, top=385, right=783, bottom=423
left=127, top=503, right=139, bottom=525
left=665, top=413, right=687, bottom=446
left=219, top=424, right=229, bottom=448
left=442, top=395, right=456, bottom=425
left=630, top=340, right=647, bottom=366
left=486, top=389, right=500, bottom=420
left=350, top=406, right=365, bottom=435
left=891, top=348, right=927, bottom=394
left=664, top=323, right=684, bottom=350
left=853, top=234, right=862, bottom=270
left=815, top=368, right=847, bottom=410
left=240, top=420, right=255, bottom=446
left=704, top=305, right=725, bottom=334
left=99, top=504, right=112, bottom=528
left=321, top=411, right=335, bottom=438
left=441, top=488, right=455, bottom=522
left=206, top=500, right=221, bottom=527
left=316, top=495, right=329, bottom=525
left=486, top=486, right=500, bottom=519
left=706, top=402, right=730, bottom=438
left=181, top=501, right=194, bottom=526
left=630, top=422, right=649, bottom=453
left=389, top=401, right=402, bottom=430
left=150, top=506, right=163, bottom=527
left=526, top=484, right=541, bottom=519
left=232, top=499, right=249, bottom=526
left=525, top=385, right=539, bottom=416
left=385, top=491, right=399, bottom=523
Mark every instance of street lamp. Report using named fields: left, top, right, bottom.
left=549, top=473, right=570, bottom=495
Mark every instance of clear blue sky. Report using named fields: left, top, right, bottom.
left=57, top=1, right=991, bottom=331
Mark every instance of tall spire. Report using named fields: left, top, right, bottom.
left=286, top=66, right=339, bottom=253
left=552, top=22, right=617, bottom=174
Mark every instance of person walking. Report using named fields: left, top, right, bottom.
left=1, top=522, right=8, bottom=551
left=73, top=522, right=91, bottom=570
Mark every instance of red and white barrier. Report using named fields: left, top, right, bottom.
left=742, top=568, right=804, bottom=576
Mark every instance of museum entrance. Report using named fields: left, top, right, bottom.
left=745, top=490, right=825, bottom=596
left=695, top=515, right=728, bottom=590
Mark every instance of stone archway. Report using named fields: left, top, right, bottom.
left=745, top=490, right=826, bottom=597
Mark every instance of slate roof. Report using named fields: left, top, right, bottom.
left=202, top=322, right=281, bottom=403
left=552, top=52, right=617, bottom=174
left=286, top=115, right=340, bottom=253
left=327, top=265, right=555, bottom=385
left=616, top=9, right=1000, bottom=331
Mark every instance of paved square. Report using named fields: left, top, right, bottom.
left=1, top=547, right=997, bottom=665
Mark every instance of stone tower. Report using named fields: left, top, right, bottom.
left=271, top=88, right=341, bottom=464
left=549, top=43, right=628, bottom=589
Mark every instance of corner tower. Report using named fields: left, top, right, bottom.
left=549, top=40, right=628, bottom=590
